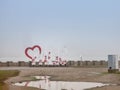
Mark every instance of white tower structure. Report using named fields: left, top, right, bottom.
left=108, top=55, right=119, bottom=72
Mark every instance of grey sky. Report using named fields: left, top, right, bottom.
left=0, top=0, right=120, bottom=61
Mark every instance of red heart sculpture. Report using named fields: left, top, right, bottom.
left=25, top=45, right=41, bottom=62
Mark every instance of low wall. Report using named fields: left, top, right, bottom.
left=66, top=60, right=108, bottom=67
left=0, top=60, right=110, bottom=67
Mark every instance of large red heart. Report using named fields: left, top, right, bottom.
left=25, top=45, right=41, bottom=62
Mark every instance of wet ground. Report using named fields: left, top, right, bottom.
left=13, top=76, right=107, bottom=90
left=0, top=67, right=120, bottom=90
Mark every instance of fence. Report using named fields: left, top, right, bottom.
left=0, top=60, right=110, bottom=67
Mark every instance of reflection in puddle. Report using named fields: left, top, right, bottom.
left=13, top=76, right=107, bottom=90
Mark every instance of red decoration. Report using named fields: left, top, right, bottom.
left=48, top=51, right=51, bottom=54
left=25, top=45, right=41, bottom=62
left=56, top=56, right=58, bottom=60
left=44, top=55, right=47, bottom=62
left=48, top=56, right=51, bottom=59
left=59, top=57, right=62, bottom=61
left=48, top=51, right=51, bottom=60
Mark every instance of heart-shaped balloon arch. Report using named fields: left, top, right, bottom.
left=25, top=45, right=41, bottom=63
left=25, top=45, right=67, bottom=65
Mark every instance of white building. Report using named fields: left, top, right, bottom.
left=108, top=55, right=119, bottom=70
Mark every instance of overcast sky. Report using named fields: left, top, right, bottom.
left=0, top=0, right=120, bottom=61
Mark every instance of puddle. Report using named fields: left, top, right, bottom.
left=13, top=76, right=107, bottom=90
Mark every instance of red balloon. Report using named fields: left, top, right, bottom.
left=25, top=45, right=41, bottom=61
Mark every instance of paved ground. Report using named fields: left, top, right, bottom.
left=0, top=67, right=120, bottom=90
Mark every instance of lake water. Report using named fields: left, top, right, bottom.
left=13, top=76, right=107, bottom=90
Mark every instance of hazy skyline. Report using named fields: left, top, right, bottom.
left=0, top=0, right=120, bottom=61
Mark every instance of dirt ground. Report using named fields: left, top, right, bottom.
left=0, top=67, right=120, bottom=90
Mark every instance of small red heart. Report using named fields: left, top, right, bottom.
left=25, top=45, right=41, bottom=62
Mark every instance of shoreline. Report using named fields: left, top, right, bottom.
left=1, top=67, right=120, bottom=90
